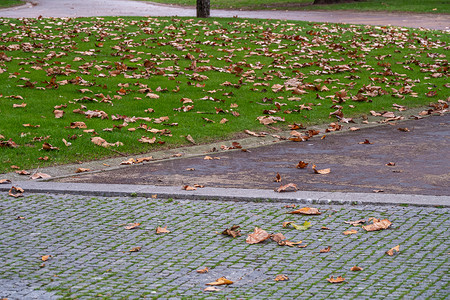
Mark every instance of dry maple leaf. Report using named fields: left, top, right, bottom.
left=129, top=246, right=141, bottom=252
left=124, top=223, right=140, bottom=230
left=288, top=207, right=321, bottom=215
left=327, top=276, right=345, bottom=283
left=206, top=277, right=233, bottom=286
left=312, top=164, right=331, bottom=174
left=30, top=172, right=51, bottom=180
left=343, top=229, right=358, bottom=235
left=9, top=186, right=24, bottom=198
left=296, top=161, right=308, bottom=169
left=0, top=179, right=12, bottom=184
left=362, top=219, right=392, bottom=232
left=196, top=267, right=209, bottom=274
left=246, top=227, right=271, bottom=244
left=138, top=136, right=156, bottom=144
left=222, top=225, right=241, bottom=238
left=351, top=266, right=364, bottom=271
left=385, top=245, right=400, bottom=256
left=156, top=225, right=171, bottom=234
left=274, top=172, right=281, bottom=182
left=270, top=232, right=286, bottom=243
left=75, top=168, right=91, bottom=173
left=320, top=246, right=332, bottom=253
left=274, top=274, right=289, bottom=281
left=41, top=255, right=51, bottom=262
left=120, top=158, right=136, bottom=165
left=275, top=183, right=298, bottom=193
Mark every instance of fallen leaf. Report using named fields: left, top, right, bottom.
left=351, top=266, right=364, bottom=271
left=271, top=233, right=286, bottom=243
left=41, top=255, right=51, bottom=262
left=206, top=277, right=233, bottom=286
left=53, top=110, right=64, bottom=118
left=129, top=246, right=141, bottom=252
left=296, top=161, right=308, bottom=169
left=75, top=168, right=91, bottom=173
left=185, top=134, right=196, bottom=144
left=362, top=219, right=392, bottom=232
left=204, top=286, right=221, bottom=292
left=30, top=172, right=51, bottom=180
left=91, top=137, right=123, bottom=148
left=312, top=165, right=331, bottom=174
left=398, top=127, right=410, bottom=132
left=120, top=158, right=136, bottom=165
left=320, top=246, right=332, bottom=253
left=204, top=156, right=220, bottom=160
left=138, top=136, right=156, bottom=144
left=124, top=223, right=140, bottom=230
left=283, top=221, right=312, bottom=231
left=344, top=219, right=366, bottom=226
left=321, top=226, right=330, bottom=230
left=343, top=229, right=358, bottom=235
left=15, top=170, right=30, bottom=175
left=288, top=207, right=321, bottom=215
left=274, top=274, right=289, bottom=281
left=386, top=245, right=400, bottom=256
left=275, top=183, right=298, bottom=193
left=327, top=276, right=345, bottom=283
left=298, top=244, right=308, bottom=248
left=9, top=186, right=24, bottom=198
left=42, top=142, right=59, bottom=151
left=222, top=225, right=241, bottom=238
left=386, top=162, right=396, bottom=166
left=197, top=267, right=209, bottom=273
left=156, top=225, right=171, bottom=234
left=0, top=179, right=12, bottom=184
left=182, top=185, right=197, bottom=191
left=62, top=138, right=71, bottom=147
left=246, top=227, right=271, bottom=244
left=69, top=121, right=87, bottom=129
left=274, top=172, right=281, bottom=182
left=13, top=102, right=27, bottom=108
left=359, top=139, right=373, bottom=144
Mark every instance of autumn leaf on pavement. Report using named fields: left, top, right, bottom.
left=129, top=246, right=141, bottom=252
left=288, top=207, right=321, bottom=215
left=0, top=179, right=12, bottom=184
left=16, top=170, right=30, bottom=175
left=124, top=223, right=140, bottom=230
left=359, top=139, right=373, bottom=144
left=327, top=276, right=345, bottom=283
left=75, top=168, right=90, bottom=173
left=246, top=227, right=271, bottom=244
left=320, top=246, right=332, bottom=253
left=283, top=221, right=312, bottom=231
left=296, top=161, right=308, bottom=169
left=274, top=274, right=289, bottom=281
left=351, top=266, right=364, bottom=271
left=274, top=172, right=281, bottom=182
left=9, top=186, right=24, bottom=198
left=41, top=255, right=51, bottom=262
left=197, top=267, right=209, bottom=273
left=398, top=127, right=410, bottom=132
left=30, top=172, right=52, bottom=180
left=312, top=165, right=331, bottom=174
left=182, top=185, right=197, bottom=191
left=206, top=277, right=233, bottom=286
left=270, top=232, right=286, bottom=243
left=275, top=183, right=298, bottom=193
left=343, top=229, right=358, bottom=235
left=204, top=286, right=221, bottom=292
left=222, top=225, right=241, bottom=238
left=385, top=245, right=400, bottom=256
left=156, top=225, right=171, bottom=234
left=344, top=219, right=366, bottom=226
left=362, top=219, right=392, bottom=232
left=120, top=158, right=136, bottom=165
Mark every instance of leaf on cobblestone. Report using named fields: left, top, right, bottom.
left=197, top=267, right=209, bottom=273
left=343, top=229, right=358, bottom=235
left=124, top=223, right=140, bottom=230
left=30, top=172, right=52, bottom=180
left=16, top=170, right=30, bottom=175
left=344, top=219, right=366, bottom=226
left=156, top=225, right=171, bottom=234
left=351, top=266, right=364, bottom=271
left=204, top=286, right=221, bottom=292
left=0, top=179, right=12, bottom=184
left=129, top=246, right=141, bottom=252
left=278, top=240, right=303, bottom=247
left=270, top=233, right=286, bottom=243
left=41, top=255, right=51, bottom=262
left=327, top=276, right=345, bottom=283
left=312, top=165, right=331, bottom=174
left=222, top=225, right=241, bottom=238
left=283, top=221, right=312, bottom=231
left=274, top=274, right=289, bottom=281
left=319, top=246, right=332, bottom=253
left=296, top=161, right=308, bottom=169
left=298, top=244, right=308, bottom=248
left=274, top=172, right=282, bottom=182
left=362, top=219, right=392, bottom=231
left=385, top=245, right=400, bottom=256
left=206, top=277, right=233, bottom=286
left=246, top=227, right=271, bottom=244
left=288, top=207, right=321, bottom=215
left=8, top=186, right=24, bottom=198
left=275, top=183, right=298, bottom=193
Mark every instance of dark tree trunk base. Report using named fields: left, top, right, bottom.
left=197, top=0, right=210, bottom=18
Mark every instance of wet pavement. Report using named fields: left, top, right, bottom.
left=57, top=114, right=450, bottom=196
left=0, top=0, right=449, bottom=30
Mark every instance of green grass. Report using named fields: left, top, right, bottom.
left=0, top=16, right=448, bottom=173
left=0, top=0, right=24, bottom=9
left=143, top=0, right=450, bottom=14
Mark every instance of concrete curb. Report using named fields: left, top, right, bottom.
left=1, top=181, right=449, bottom=207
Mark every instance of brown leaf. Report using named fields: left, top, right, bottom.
left=129, top=246, right=141, bottom=252
left=275, top=183, right=298, bottom=193
left=320, top=246, right=332, bottom=253
left=69, top=121, right=87, bottom=129
left=296, top=161, right=308, bottom=169
left=15, top=170, right=30, bottom=175
left=185, top=134, right=195, bottom=144
left=274, top=274, right=289, bottom=281
left=386, top=162, right=396, bottom=166
left=321, top=226, right=330, bottom=230
left=156, top=225, right=171, bottom=234
left=0, top=179, right=12, bottom=184
left=246, top=227, right=271, bottom=244
left=182, top=185, right=197, bottom=191
left=343, top=229, right=358, bottom=235
left=312, top=164, right=331, bottom=174
left=385, top=245, right=400, bottom=256
left=362, top=219, right=392, bottom=232
left=270, top=233, right=286, bottom=243
left=91, top=137, right=123, bottom=148
left=344, top=219, right=366, bottom=226
left=398, top=127, right=410, bottom=132
left=197, top=267, right=209, bottom=273
left=327, top=276, right=345, bottom=283
left=358, top=139, right=373, bottom=144
left=206, top=277, right=233, bottom=286
left=274, top=172, right=281, bottom=182
left=53, top=110, right=64, bottom=118
left=138, top=136, right=156, bottom=144
left=9, top=186, right=24, bottom=198
left=120, top=158, right=136, bottom=165
left=244, top=130, right=266, bottom=137
left=41, top=255, right=51, bottom=262
left=30, top=172, right=51, bottom=180
left=13, top=102, right=27, bottom=108
left=204, top=156, right=220, bottom=160
left=222, top=225, right=241, bottom=238
left=75, top=168, right=91, bottom=173
left=124, top=223, right=140, bottom=230
left=42, top=142, right=59, bottom=151
left=288, top=207, right=321, bottom=215
left=204, top=286, right=221, bottom=292
left=351, top=266, right=364, bottom=271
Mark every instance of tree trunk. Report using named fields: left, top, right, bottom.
left=197, top=0, right=210, bottom=18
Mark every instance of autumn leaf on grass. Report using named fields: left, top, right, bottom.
left=120, top=158, right=136, bottom=165
left=296, top=161, right=308, bottom=169
left=327, top=276, right=345, bottom=283
left=343, top=229, right=358, bottom=235
left=156, top=225, right=170, bottom=234
left=222, top=225, right=241, bottom=238
left=274, top=274, right=289, bottom=281
left=16, top=170, right=30, bottom=175
left=344, top=219, right=366, bottom=226
left=138, top=136, right=156, bottom=144
left=362, top=219, right=392, bottom=232
left=288, top=207, right=321, bottom=215
left=0, top=179, right=12, bottom=184
left=275, top=183, right=298, bottom=193
left=385, top=245, right=400, bottom=256
left=246, top=227, right=271, bottom=244
left=283, top=221, right=312, bottom=231
left=274, top=172, right=281, bottom=182
left=30, top=172, right=51, bottom=180
left=41, top=255, right=51, bottom=262
left=75, top=168, right=91, bottom=173
left=197, top=267, right=209, bottom=273
left=9, top=186, right=24, bottom=198
left=185, top=134, right=195, bottom=144
left=319, top=246, right=332, bottom=253
left=91, top=137, right=123, bottom=148
left=69, top=121, right=87, bottom=129
left=124, top=223, right=140, bottom=230
left=129, top=246, right=141, bottom=252
left=13, top=102, right=27, bottom=108
left=53, top=110, right=64, bottom=118
left=206, top=277, right=233, bottom=286
left=351, top=266, right=364, bottom=271
left=42, top=142, right=59, bottom=151
left=312, top=165, right=331, bottom=175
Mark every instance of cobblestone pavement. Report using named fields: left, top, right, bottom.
left=1, top=193, right=448, bottom=299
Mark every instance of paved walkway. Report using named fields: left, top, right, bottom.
left=0, top=0, right=449, bottom=30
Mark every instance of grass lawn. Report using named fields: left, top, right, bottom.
left=0, top=0, right=24, bottom=9
left=0, top=16, right=448, bottom=173
left=143, top=0, right=450, bottom=14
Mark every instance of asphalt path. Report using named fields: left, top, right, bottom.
left=0, top=0, right=449, bottom=30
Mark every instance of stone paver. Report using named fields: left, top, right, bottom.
left=1, top=193, right=448, bottom=298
